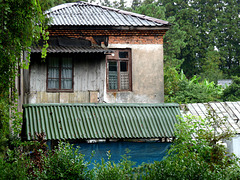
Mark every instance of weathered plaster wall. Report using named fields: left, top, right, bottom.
left=226, top=135, right=240, bottom=158
left=27, top=54, right=105, bottom=104
left=104, top=44, right=164, bottom=103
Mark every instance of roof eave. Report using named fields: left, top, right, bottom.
left=48, top=25, right=171, bottom=31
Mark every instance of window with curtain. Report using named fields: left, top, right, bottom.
left=47, top=56, right=73, bottom=91
left=107, top=49, right=131, bottom=91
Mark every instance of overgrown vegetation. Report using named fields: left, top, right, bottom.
left=0, top=114, right=239, bottom=179
left=222, top=76, right=240, bottom=101
left=0, top=0, right=48, bottom=157
left=164, top=68, right=223, bottom=103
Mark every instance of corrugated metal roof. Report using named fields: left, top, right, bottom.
left=181, top=102, right=240, bottom=134
left=22, top=103, right=181, bottom=140
left=46, top=1, right=170, bottom=28
left=31, top=46, right=113, bottom=54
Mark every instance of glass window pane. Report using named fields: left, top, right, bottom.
left=119, top=51, right=128, bottom=58
left=48, top=67, right=59, bottom=78
left=120, top=61, right=129, bottom=89
left=109, top=62, right=117, bottom=71
left=61, top=68, right=72, bottom=78
left=120, top=61, right=127, bottom=72
left=108, top=62, right=118, bottom=90
left=62, top=57, right=72, bottom=68
left=61, top=57, right=73, bottom=89
left=61, top=79, right=72, bottom=89
left=48, top=57, right=59, bottom=67
left=48, top=79, right=59, bottom=89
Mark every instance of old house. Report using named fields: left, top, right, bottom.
left=20, top=2, right=179, bottom=165
left=22, top=1, right=170, bottom=105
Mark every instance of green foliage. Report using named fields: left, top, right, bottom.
left=141, top=113, right=240, bottom=179
left=134, top=0, right=240, bottom=79
left=222, top=76, right=240, bottom=101
left=1, top=114, right=240, bottom=179
left=32, top=142, right=92, bottom=180
left=134, top=1, right=166, bottom=20
left=39, top=0, right=81, bottom=11
left=165, top=68, right=223, bottom=103
left=0, top=140, right=93, bottom=180
left=93, top=150, right=136, bottom=180
left=199, top=50, right=225, bottom=83
left=0, top=150, right=30, bottom=180
left=0, top=95, right=10, bottom=157
left=0, top=0, right=48, bottom=157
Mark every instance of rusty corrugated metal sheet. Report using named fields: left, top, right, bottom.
left=23, top=103, right=181, bottom=140
left=181, top=102, right=240, bottom=134
left=31, top=46, right=113, bottom=54
left=46, top=2, right=170, bottom=27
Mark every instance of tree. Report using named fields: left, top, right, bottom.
left=217, top=0, right=240, bottom=76
left=199, top=50, right=225, bottom=83
left=131, top=0, right=141, bottom=10
left=0, top=0, right=47, bottom=156
left=39, top=0, right=82, bottom=11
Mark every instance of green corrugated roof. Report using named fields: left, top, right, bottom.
left=22, top=103, right=181, bottom=140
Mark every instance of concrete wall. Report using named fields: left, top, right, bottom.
left=226, top=135, right=240, bottom=158
left=104, top=44, right=164, bottom=103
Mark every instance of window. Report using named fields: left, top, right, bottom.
left=47, top=56, right=73, bottom=91
left=107, top=49, right=131, bottom=91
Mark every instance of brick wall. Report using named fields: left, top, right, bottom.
left=48, top=29, right=166, bottom=45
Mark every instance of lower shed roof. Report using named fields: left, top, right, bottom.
left=22, top=103, right=181, bottom=140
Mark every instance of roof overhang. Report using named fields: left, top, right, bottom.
left=31, top=46, right=113, bottom=54
left=48, top=25, right=171, bottom=31
left=31, top=36, right=113, bottom=54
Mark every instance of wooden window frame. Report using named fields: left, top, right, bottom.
left=106, top=49, right=132, bottom=92
left=46, top=55, right=74, bottom=93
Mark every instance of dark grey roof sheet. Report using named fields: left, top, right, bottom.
left=31, top=46, right=113, bottom=54
left=46, top=1, right=170, bottom=28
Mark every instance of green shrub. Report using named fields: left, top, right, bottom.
left=93, top=150, right=137, bottom=180
left=142, top=113, right=240, bottom=180
left=1, top=114, right=240, bottom=179
left=30, top=142, right=92, bottom=180
left=0, top=150, right=29, bottom=180
left=164, top=68, right=223, bottom=103
left=222, top=76, right=240, bottom=101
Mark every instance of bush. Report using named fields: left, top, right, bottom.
left=142, top=113, right=240, bottom=180
left=93, top=151, right=136, bottom=180
left=1, top=114, right=240, bottom=179
left=165, top=69, right=223, bottom=103
left=222, top=76, right=240, bottom=101
left=29, top=141, right=92, bottom=180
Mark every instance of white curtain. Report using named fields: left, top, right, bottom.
left=48, top=57, right=59, bottom=89
left=61, top=57, right=72, bottom=89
